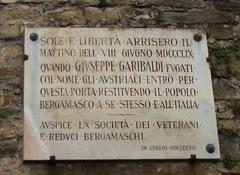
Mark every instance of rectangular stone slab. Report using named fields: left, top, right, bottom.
left=24, top=28, right=220, bottom=160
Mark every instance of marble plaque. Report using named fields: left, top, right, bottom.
left=24, top=28, right=220, bottom=160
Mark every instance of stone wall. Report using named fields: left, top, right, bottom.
left=0, top=0, right=239, bottom=174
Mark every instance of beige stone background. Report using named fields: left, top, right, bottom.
left=0, top=0, right=239, bottom=174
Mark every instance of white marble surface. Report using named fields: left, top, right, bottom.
left=24, top=28, right=220, bottom=160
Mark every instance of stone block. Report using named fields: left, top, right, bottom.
left=213, top=78, right=240, bottom=100
left=85, top=7, right=119, bottom=25
left=70, top=0, right=100, bottom=6
left=0, top=138, right=18, bottom=154
left=0, top=7, right=43, bottom=25
left=0, top=0, right=17, bottom=4
left=219, top=133, right=240, bottom=161
left=49, top=9, right=86, bottom=26
left=215, top=100, right=235, bottom=119
left=209, top=26, right=233, bottom=40
left=0, top=43, right=23, bottom=67
left=233, top=24, right=240, bottom=35
left=218, top=120, right=240, bottom=136
left=0, top=128, right=16, bottom=141
left=0, top=25, right=21, bottom=40
left=119, top=7, right=158, bottom=27
left=162, top=11, right=234, bottom=24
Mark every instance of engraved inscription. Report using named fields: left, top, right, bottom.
left=24, top=28, right=220, bottom=160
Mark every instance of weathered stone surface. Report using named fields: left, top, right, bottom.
left=0, top=25, right=21, bottom=40
left=218, top=120, right=240, bottom=135
left=0, top=67, right=19, bottom=78
left=119, top=7, right=158, bottom=27
left=219, top=133, right=240, bottom=160
left=70, top=0, right=100, bottom=6
left=211, top=0, right=240, bottom=14
left=210, top=46, right=231, bottom=78
left=23, top=162, right=220, bottom=175
left=0, top=0, right=17, bottom=3
left=217, top=162, right=240, bottom=174
left=211, top=40, right=240, bottom=80
left=161, top=11, right=234, bottom=24
left=213, top=78, right=240, bottom=100
left=0, top=138, right=18, bottom=153
left=0, top=44, right=23, bottom=67
left=103, top=0, right=162, bottom=6
left=209, top=26, right=233, bottom=40
left=233, top=24, right=240, bottom=35
left=49, top=9, right=86, bottom=26
left=0, top=128, right=16, bottom=141
left=0, top=90, right=13, bottom=107
left=215, top=100, right=235, bottom=119
left=20, top=0, right=67, bottom=2
left=232, top=100, right=240, bottom=119
left=0, top=7, right=43, bottom=25
left=0, top=107, right=21, bottom=118
left=85, top=7, right=119, bottom=25
left=103, top=0, right=205, bottom=8
left=0, top=156, right=22, bottom=175
left=228, top=42, right=240, bottom=80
